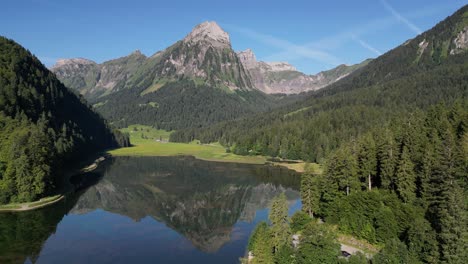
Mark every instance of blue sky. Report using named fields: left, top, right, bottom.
left=1, top=0, right=466, bottom=74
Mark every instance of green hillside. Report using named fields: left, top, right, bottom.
left=171, top=5, right=468, bottom=162
left=0, top=37, right=129, bottom=204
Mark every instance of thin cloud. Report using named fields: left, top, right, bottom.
left=225, top=25, right=343, bottom=67
left=263, top=4, right=445, bottom=64
left=351, top=35, right=382, bottom=56
left=380, top=0, right=422, bottom=35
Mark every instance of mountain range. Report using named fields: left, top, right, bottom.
left=51, top=21, right=368, bottom=129
left=171, top=5, right=468, bottom=162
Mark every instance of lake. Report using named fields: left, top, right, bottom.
left=0, top=156, right=301, bottom=264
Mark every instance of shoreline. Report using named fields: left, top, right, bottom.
left=108, top=141, right=310, bottom=173
left=0, top=148, right=308, bottom=212
left=0, top=155, right=106, bottom=213
left=110, top=150, right=307, bottom=173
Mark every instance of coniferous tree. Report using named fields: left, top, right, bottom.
left=376, top=128, right=396, bottom=190
left=249, top=222, right=274, bottom=264
left=394, top=145, right=416, bottom=203
left=300, top=172, right=320, bottom=218
left=357, top=134, right=377, bottom=191
left=269, top=193, right=291, bottom=253
left=290, top=211, right=312, bottom=234
left=297, top=222, right=340, bottom=264
left=427, top=132, right=465, bottom=264
left=405, top=217, right=439, bottom=263
left=325, top=147, right=359, bottom=196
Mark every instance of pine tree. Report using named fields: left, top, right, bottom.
left=300, top=172, right=320, bottom=218
left=406, top=217, right=439, bottom=263
left=329, top=147, right=359, bottom=196
left=357, top=134, right=377, bottom=191
left=297, top=222, right=340, bottom=263
left=427, top=131, right=465, bottom=264
left=249, top=222, right=274, bottom=264
left=376, top=128, right=396, bottom=189
left=394, top=145, right=416, bottom=203
left=269, top=193, right=291, bottom=253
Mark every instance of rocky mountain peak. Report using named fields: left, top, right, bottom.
left=237, top=49, right=257, bottom=69
left=52, top=58, right=96, bottom=69
left=264, top=62, right=297, bottom=72
left=131, top=49, right=143, bottom=56
left=184, top=21, right=230, bottom=46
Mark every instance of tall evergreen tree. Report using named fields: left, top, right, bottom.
left=300, top=172, right=320, bottom=218
left=248, top=222, right=274, bottom=264
left=427, top=131, right=466, bottom=264
left=357, top=134, right=377, bottom=191
left=269, top=193, right=291, bottom=253
left=297, top=222, right=340, bottom=264
left=394, top=145, right=416, bottom=203
left=325, top=147, right=359, bottom=196
left=376, top=128, right=396, bottom=190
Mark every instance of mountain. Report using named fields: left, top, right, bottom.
left=0, top=37, right=129, bottom=204
left=171, top=5, right=468, bottom=162
left=53, top=23, right=368, bottom=98
left=237, top=48, right=370, bottom=94
left=52, top=21, right=253, bottom=99
left=51, top=22, right=289, bottom=130
left=52, top=51, right=146, bottom=98
left=51, top=21, right=367, bottom=129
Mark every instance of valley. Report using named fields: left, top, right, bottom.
left=109, top=125, right=308, bottom=171
left=0, top=2, right=467, bottom=264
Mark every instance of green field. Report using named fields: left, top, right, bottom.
left=111, top=125, right=316, bottom=170
left=110, top=125, right=268, bottom=164
left=121, top=125, right=173, bottom=144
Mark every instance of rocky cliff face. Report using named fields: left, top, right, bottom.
left=52, top=21, right=253, bottom=98
left=237, top=49, right=369, bottom=94
left=52, top=50, right=146, bottom=97
left=147, top=21, right=253, bottom=91
left=450, top=26, right=468, bottom=54
left=52, top=21, right=369, bottom=98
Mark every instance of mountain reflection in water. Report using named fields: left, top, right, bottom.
left=0, top=156, right=301, bottom=264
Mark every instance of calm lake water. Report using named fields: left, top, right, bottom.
left=0, top=156, right=301, bottom=264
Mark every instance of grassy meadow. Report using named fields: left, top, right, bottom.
left=110, top=125, right=316, bottom=172
left=110, top=125, right=268, bottom=164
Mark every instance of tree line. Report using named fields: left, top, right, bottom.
left=0, top=37, right=129, bottom=204
left=247, top=102, right=466, bottom=263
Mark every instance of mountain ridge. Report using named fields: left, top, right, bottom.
left=237, top=48, right=371, bottom=94
left=170, top=5, right=468, bottom=162
left=52, top=21, right=368, bottom=97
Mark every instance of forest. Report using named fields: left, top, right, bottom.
left=0, top=37, right=129, bottom=204
left=171, top=53, right=467, bottom=162
left=231, top=6, right=468, bottom=263
left=90, top=78, right=300, bottom=130
left=247, top=102, right=467, bottom=263
left=170, top=6, right=468, bottom=163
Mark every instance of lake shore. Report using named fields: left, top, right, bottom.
left=0, top=155, right=106, bottom=213
left=108, top=140, right=311, bottom=173
left=113, top=125, right=317, bottom=173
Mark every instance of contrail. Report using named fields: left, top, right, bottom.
left=224, top=24, right=343, bottom=67
left=264, top=4, right=445, bottom=62
left=351, top=35, right=382, bottom=56
left=380, top=0, right=422, bottom=35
